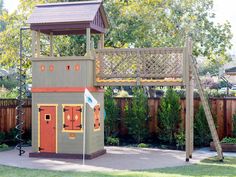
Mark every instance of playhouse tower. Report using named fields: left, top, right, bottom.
left=27, top=0, right=108, bottom=159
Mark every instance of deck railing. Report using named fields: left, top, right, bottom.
left=94, top=48, right=184, bottom=86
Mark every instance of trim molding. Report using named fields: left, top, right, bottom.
left=32, top=87, right=104, bottom=93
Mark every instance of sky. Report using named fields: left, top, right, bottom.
left=2, top=0, right=236, bottom=55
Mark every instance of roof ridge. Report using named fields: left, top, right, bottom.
left=37, top=0, right=102, bottom=7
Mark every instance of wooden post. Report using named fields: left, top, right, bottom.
left=32, top=31, right=36, bottom=58
left=36, top=31, right=40, bottom=57
left=184, top=38, right=191, bottom=162
left=189, top=39, right=194, bottom=158
left=50, top=32, right=53, bottom=57
left=86, top=28, right=91, bottom=55
left=97, top=40, right=102, bottom=49
left=100, top=33, right=105, bottom=49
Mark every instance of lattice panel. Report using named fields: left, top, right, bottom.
left=95, top=48, right=184, bottom=85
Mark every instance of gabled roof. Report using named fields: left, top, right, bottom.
left=27, top=0, right=109, bottom=35
left=225, top=67, right=236, bottom=75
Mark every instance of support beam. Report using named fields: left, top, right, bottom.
left=100, top=34, right=105, bottom=49
left=36, top=31, right=40, bottom=57
left=32, top=31, right=36, bottom=58
left=184, top=38, right=191, bottom=162
left=189, top=40, right=194, bottom=158
left=50, top=32, right=53, bottom=57
left=86, top=28, right=91, bottom=55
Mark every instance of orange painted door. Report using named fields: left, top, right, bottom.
left=63, top=106, right=73, bottom=130
left=94, top=105, right=100, bottom=130
left=73, top=106, right=82, bottom=130
left=39, top=106, right=56, bottom=153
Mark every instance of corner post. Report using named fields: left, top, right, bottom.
left=32, top=31, right=36, bottom=58
left=189, top=39, right=194, bottom=158
left=86, top=28, right=91, bottom=55
left=50, top=32, right=53, bottom=57
left=36, top=31, right=40, bottom=58
left=184, top=37, right=191, bottom=162
left=100, top=34, right=105, bottom=49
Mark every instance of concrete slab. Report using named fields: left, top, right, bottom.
left=0, top=146, right=232, bottom=172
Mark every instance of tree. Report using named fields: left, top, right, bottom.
left=0, top=0, right=233, bottom=72
left=158, top=88, right=181, bottom=145
left=104, top=0, right=232, bottom=73
left=104, top=87, right=119, bottom=138
left=0, top=0, right=6, bottom=32
left=125, top=87, right=148, bottom=143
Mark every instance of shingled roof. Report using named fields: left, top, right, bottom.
left=27, top=0, right=109, bottom=35
left=225, top=67, right=236, bottom=76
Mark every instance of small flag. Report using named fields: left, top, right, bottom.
left=84, top=88, right=98, bottom=109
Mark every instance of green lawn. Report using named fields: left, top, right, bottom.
left=0, top=157, right=235, bottom=177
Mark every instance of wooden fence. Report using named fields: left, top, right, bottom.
left=0, top=98, right=235, bottom=140
left=0, top=99, right=32, bottom=133
left=115, top=97, right=236, bottom=140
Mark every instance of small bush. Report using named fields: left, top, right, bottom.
left=137, top=143, right=149, bottom=148
left=0, top=132, right=5, bottom=144
left=233, top=114, right=236, bottom=137
left=104, top=87, right=119, bottom=138
left=0, top=143, right=9, bottom=149
left=106, top=137, right=119, bottom=146
left=175, top=130, right=185, bottom=150
left=158, top=88, right=181, bottom=145
left=221, top=137, right=236, bottom=144
left=125, top=87, right=148, bottom=143
left=194, top=105, right=212, bottom=146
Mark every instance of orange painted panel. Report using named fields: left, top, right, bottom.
left=63, top=106, right=73, bottom=130
left=40, top=106, right=56, bottom=153
left=94, top=105, right=100, bottom=130
left=73, top=106, right=82, bottom=130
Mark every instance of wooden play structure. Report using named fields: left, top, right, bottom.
left=24, top=0, right=223, bottom=161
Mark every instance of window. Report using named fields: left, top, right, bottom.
left=63, top=105, right=83, bottom=132
left=94, top=105, right=101, bottom=130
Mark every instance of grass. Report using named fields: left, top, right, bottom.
left=0, top=157, right=235, bottom=177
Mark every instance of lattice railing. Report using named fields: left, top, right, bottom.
left=94, top=48, right=184, bottom=86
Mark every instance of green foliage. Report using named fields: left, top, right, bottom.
left=0, top=0, right=233, bottom=71
left=125, top=87, right=148, bottom=143
left=0, top=76, right=18, bottom=90
left=194, top=105, right=212, bottom=146
left=0, top=132, right=5, bottom=144
left=106, top=137, right=119, bottom=146
left=175, top=130, right=185, bottom=150
left=221, top=137, right=236, bottom=144
left=137, top=143, right=149, bottom=148
left=158, top=88, right=181, bottom=145
left=233, top=114, right=236, bottom=137
left=104, top=87, right=119, bottom=137
left=104, top=0, right=232, bottom=71
left=6, top=128, right=17, bottom=142
left=0, top=143, right=9, bottom=151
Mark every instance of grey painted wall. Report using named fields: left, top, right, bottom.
left=31, top=57, right=104, bottom=155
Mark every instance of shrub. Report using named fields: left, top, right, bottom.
left=175, top=130, right=185, bottom=150
left=0, top=143, right=9, bottom=149
left=125, top=87, right=148, bottom=143
left=194, top=105, right=212, bottom=146
left=221, top=137, right=236, bottom=144
left=6, top=128, right=18, bottom=142
left=0, top=132, right=5, bottom=144
left=158, top=88, right=181, bottom=145
left=137, top=143, right=149, bottom=148
left=106, top=137, right=119, bottom=146
left=233, top=114, right=236, bottom=137
left=104, top=87, right=119, bottom=138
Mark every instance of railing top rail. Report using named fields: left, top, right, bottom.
left=95, top=47, right=184, bottom=53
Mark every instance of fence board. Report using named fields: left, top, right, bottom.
left=0, top=99, right=32, bottom=133
left=0, top=98, right=236, bottom=140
